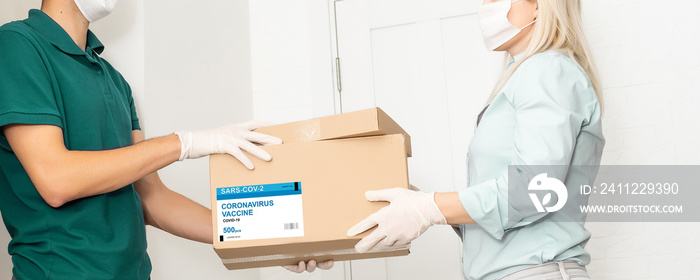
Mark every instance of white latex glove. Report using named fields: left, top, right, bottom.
left=346, top=187, right=447, bottom=253
left=283, top=260, right=334, bottom=273
left=174, top=121, right=282, bottom=169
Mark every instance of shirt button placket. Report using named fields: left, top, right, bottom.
left=89, top=50, right=113, bottom=100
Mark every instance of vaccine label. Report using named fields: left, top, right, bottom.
left=216, top=182, right=304, bottom=242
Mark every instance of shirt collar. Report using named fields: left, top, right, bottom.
left=24, top=9, right=105, bottom=56
left=512, top=52, right=525, bottom=61
left=507, top=52, right=525, bottom=68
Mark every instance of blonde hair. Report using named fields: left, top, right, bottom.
left=488, top=0, right=603, bottom=111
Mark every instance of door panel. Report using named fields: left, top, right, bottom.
left=333, top=0, right=504, bottom=279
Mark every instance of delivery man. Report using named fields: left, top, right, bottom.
left=0, top=0, right=330, bottom=278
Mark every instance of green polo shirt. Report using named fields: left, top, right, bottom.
left=0, top=10, right=151, bottom=280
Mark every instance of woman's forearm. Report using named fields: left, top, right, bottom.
left=434, top=192, right=476, bottom=225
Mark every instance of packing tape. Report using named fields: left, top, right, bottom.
left=294, top=119, right=321, bottom=142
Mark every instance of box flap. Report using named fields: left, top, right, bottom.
left=254, top=107, right=412, bottom=156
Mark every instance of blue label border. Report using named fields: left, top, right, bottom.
left=217, top=182, right=301, bottom=200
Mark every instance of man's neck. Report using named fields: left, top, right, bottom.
left=41, top=0, right=90, bottom=51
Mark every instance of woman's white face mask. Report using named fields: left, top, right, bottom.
left=478, top=0, right=536, bottom=51
left=74, top=0, right=118, bottom=23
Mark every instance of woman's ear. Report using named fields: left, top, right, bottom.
left=533, top=1, right=539, bottom=19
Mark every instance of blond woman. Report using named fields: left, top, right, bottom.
left=349, top=0, right=604, bottom=279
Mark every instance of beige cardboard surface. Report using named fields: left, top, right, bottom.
left=220, top=247, right=409, bottom=270
left=254, top=107, right=412, bottom=156
left=210, top=134, right=410, bottom=269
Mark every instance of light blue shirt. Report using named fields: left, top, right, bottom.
left=457, top=50, right=605, bottom=280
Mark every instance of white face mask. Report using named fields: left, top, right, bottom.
left=74, top=0, right=119, bottom=23
left=478, top=0, right=537, bottom=51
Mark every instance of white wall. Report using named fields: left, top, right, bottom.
left=582, top=0, right=700, bottom=279
left=249, top=0, right=337, bottom=124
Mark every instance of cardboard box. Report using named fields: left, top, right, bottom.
left=209, top=109, right=411, bottom=270
left=254, top=107, right=412, bottom=156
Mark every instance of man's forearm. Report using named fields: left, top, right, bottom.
left=63, top=134, right=180, bottom=201
left=139, top=180, right=213, bottom=244
left=132, top=130, right=213, bottom=244
left=4, top=124, right=181, bottom=207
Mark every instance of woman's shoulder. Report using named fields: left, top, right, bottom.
left=516, top=50, right=591, bottom=84
left=505, top=50, right=599, bottom=115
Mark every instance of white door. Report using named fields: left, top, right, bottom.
left=332, top=1, right=505, bottom=279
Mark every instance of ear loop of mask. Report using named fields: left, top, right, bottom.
left=520, top=19, right=537, bottom=30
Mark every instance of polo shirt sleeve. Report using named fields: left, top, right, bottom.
left=458, top=54, right=598, bottom=240
left=0, top=30, right=62, bottom=130
left=125, top=83, right=141, bottom=131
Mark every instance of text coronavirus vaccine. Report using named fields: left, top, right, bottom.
left=216, top=182, right=304, bottom=242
